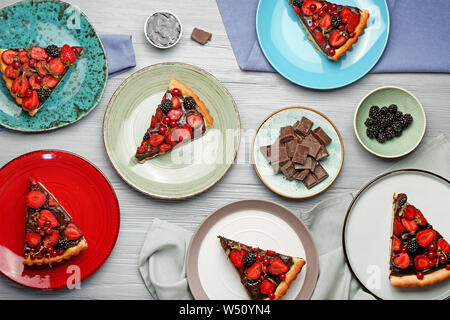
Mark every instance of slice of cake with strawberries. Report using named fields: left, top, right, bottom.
left=218, top=236, right=305, bottom=300
left=0, top=44, right=82, bottom=116
left=23, top=177, right=88, bottom=266
left=288, top=0, right=369, bottom=61
left=389, top=193, right=450, bottom=287
left=135, top=78, right=214, bottom=163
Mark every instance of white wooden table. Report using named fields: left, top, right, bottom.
left=0, top=0, right=449, bottom=299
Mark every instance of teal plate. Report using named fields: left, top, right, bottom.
left=253, top=107, right=344, bottom=199
left=256, top=0, right=390, bottom=89
left=0, top=0, right=107, bottom=132
left=354, top=86, right=426, bottom=158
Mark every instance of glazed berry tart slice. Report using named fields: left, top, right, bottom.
left=23, top=177, right=88, bottom=267
left=288, top=0, right=369, bottom=61
left=219, top=236, right=306, bottom=300
left=135, top=78, right=214, bottom=163
left=0, top=44, right=82, bottom=116
left=389, top=193, right=450, bottom=287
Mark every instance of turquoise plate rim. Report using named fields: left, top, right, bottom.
left=353, top=86, right=427, bottom=159
left=252, top=106, right=344, bottom=199
left=102, top=62, right=241, bottom=200
left=0, top=0, right=108, bottom=132
left=256, top=0, right=390, bottom=90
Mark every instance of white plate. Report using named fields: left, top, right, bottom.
left=186, top=200, right=319, bottom=300
left=343, top=169, right=450, bottom=300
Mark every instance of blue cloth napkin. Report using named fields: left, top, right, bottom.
left=216, top=0, right=450, bottom=73
left=99, top=34, right=136, bottom=77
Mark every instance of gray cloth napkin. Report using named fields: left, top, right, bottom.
left=138, top=134, right=450, bottom=300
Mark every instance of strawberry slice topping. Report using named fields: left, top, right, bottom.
left=268, top=257, right=288, bottom=275
left=25, top=190, right=46, bottom=209
left=393, top=253, right=410, bottom=269
left=329, top=30, right=347, bottom=48
left=438, top=239, right=450, bottom=253
left=48, top=57, right=65, bottom=74
left=36, top=60, right=48, bottom=76
left=2, top=50, right=18, bottom=65
left=43, top=230, right=60, bottom=247
left=347, top=12, right=361, bottom=32
left=28, top=75, right=42, bottom=90
left=404, top=205, right=416, bottom=220
left=5, top=65, right=20, bottom=79
left=61, top=44, right=77, bottom=64
left=171, top=96, right=181, bottom=109
left=392, top=236, right=401, bottom=252
left=245, top=262, right=262, bottom=280
left=42, top=75, right=58, bottom=89
left=159, top=143, right=171, bottom=153
left=187, top=114, right=203, bottom=129
left=415, top=210, right=427, bottom=226
left=394, top=219, right=406, bottom=236
left=171, top=127, right=192, bottom=144
left=64, top=223, right=83, bottom=240
left=301, top=0, right=322, bottom=16
left=22, top=90, right=39, bottom=110
left=229, top=249, right=245, bottom=268
left=339, top=8, right=352, bottom=23
left=167, top=108, right=183, bottom=121
left=416, top=229, right=436, bottom=247
left=414, top=255, right=431, bottom=271
left=37, top=209, right=59, bottom=228
left=260, top=279, right=275, bottom=295
left=30, top=46, right=48, bottom=61
left=12, top=76, right=29, bottom=96
left=401, top=217, right=417, bottom=232
left=26, top=232, right=41, bottom=248
left=319, top=14, right=331, bottom=30
left=17, top=50, right=29, bottom=64
left=149, top=134, right=165, bottom=146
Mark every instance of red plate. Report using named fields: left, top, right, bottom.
left=0, top=150, right=120, bottom=289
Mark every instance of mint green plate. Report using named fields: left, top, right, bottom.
left=354, top=86, right=426, bottom=158
left=253, top=107, right=344, bottom=199
left=103, top=63, right=240, bottom=199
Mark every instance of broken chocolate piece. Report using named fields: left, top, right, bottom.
left=294, top=169, right=309, bottom=181
left=280, top=126, right=295, bottom=143
left=303, top=172, right=319, bottom=189
left=293, top=117, right=313, bottom=136
left=311, top=127, right=331, bottom=145
left=313, top=163, right=329, bottom=182
left=294, top=156, right=313, bottom=170
left=280, top=161, right=296, bottom=181
left=292, top=145, right=309, bottom=165
left=191, top=27, right=212, bottom=45
left=300, top=139, right=321, bottom=158
left=285, top=140, right=297, bottom=158
left=316, top=145, right=329, bottom=161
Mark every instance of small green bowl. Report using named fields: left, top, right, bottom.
left=354, top=86, right=426, bottom=158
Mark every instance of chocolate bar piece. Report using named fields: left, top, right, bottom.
left=313, top=163, right=329, bottom=182
left=260, top=145, right=271, bottom=162
left=294, top=156, right=313, bottom=170
left=280, top=161, right=296, bottom=181
left=310, top=158, right=317, bottom=172
left=191, top=28, right=212, bottom=45
left=293, top=117, right=313, bottom=136
left=294, top=132, right=304, bottom=144
left=285, top=140, right=297, bottom=158
left=300, top=139, right=321, bottom=158
left=292, top=145, right=309, bottom=165
left=280, top=126, right=295, bottom=143
left=270, top=146, right=289, bottom=167
left=305, top=134, right=321, bottom=144
left=311, top=127, right=332, bottom=145
left=303, top=172, right=319, bottom=189
left=294, top=169, right=309, bottom=181
left=316, top=145, right=329, bottom=161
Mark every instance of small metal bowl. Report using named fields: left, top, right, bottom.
left=144, top=11, right=182, bottom=49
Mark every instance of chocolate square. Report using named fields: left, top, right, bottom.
left=293, top=117, right=313, bottom=136
left=303, top=172, right=319, bottom=189
left=316, top=145, right=329, bottom=161
left=294, top=156, right=313, bottom=170
left=280, top=161, right=296, bottom=181
left=293, top=169, right=309, bottom=181
left=280, top=126, right=295, bottom=143
left=305, top=134, right=320, bottom=144
left=294, top=132, right=304, bottom=143
left=313, top=163, right=329, bottom=182
left=260, top=145, right=271, bottom=162
left=311, top=127, right=332, bottom=145
left=191, top=28, right=212, bottom=45
left=292, top=145, right=309, bottom=165
left=310, top=158, right=317, bottom=172
left=270, top=146, right=289, bottom=166
left=300, top=139, right=321, bottom=158
left=285, top=140, right=298, bottom=158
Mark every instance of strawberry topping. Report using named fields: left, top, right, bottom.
left=438, top=239, right=450, bottom=253
left=268, top=257, right=288, bottom=275
left=319, top=14, right=331, bottom=30
left=25, top=190, right=46, bottom=209
left=245, top=262, right=262, bottom=280
left=347, top=12, right=360, bottom=32
left=37, top=209, right=59, bottom=228
left=22, top=90, right=39, bottom=110
left=171, top=127, right=192, bottom=144
left=187, top=114, right=203, bottom=129
left=2, top=50, right=18, bottom=65
left=401, top=217, right=417, bottom=232
left=260, top=279, right=275, bottom=295
left=12, top=76, right=29, bottom=96
left=26, top=232, right=41, bottom=247
left=392, top=236, right=401, bottom=252
left=30, top=46, right=48, bottom=61
left=394, top=219, right=406, bottom=236
left=61, top=44, right=77, bottom=64
left=329, top=30, right=347, bottom=48
left=48, top=57, right=65, bottom=74
left=301, top=0, right=322, bottom=16
left=36, top=60, right=49, bottom=76
left=416, top=229, right=436, bottom=247
left=414, top=255, right=431, bottom=271
left=5, top=64, right=20, bottom=79
left=404, top=205, right=416, bottom=220
left=149, top=134, right=165, bottom=146
left=167, top=108, right=183, bottom=121
left=229, top=249, right=245, bottom=268
left=42, top=75, right=58, bottom=89
left=339, top=8, right=352, bottom=23
left=43, top=230, right=60, bottom=247
left=64, top=223, right=83, bottom=240
left=393, top=253, right=410, bottom=269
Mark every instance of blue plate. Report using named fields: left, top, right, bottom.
left=256, top=0, right=390, bottom=90
left=0, top=0, right=107, bottom=132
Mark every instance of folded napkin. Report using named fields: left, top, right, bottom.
left=99, top=34, right=136, bottom=77
left=139, top=134, right=450, bottom=300
left=216, top=0, right=450, bottom=73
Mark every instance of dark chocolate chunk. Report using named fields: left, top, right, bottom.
left=260, top=145, right=271, bottom=162
left=191, top=28, right=212, bottom=45
left=316, top=145, right=329, bottom=161
left=300, top=139, right=321, bottom=158
left=280, top=126, right=295, bottom=143
left=303, top=172, right=319, bottom=189
left=293, top=117, right=313, bottom=136
left=311, top=127, right=332, bottom=145
left=310, top=158, right=317, bottom=172
left=313, top=163, right=329, bottom=182
left=294, top=169, right=309, bottom=181
left=294, top=156, right=313, bottom=170
left=305, top=134, right=320, bottom=144
left=285, top=140, right=297, bottom=158
left=280, top=161, right=296, bottom=180
left=292, top=145, right=309, bottom=165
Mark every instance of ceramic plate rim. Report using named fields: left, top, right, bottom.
left=342, top=168, right=450, bottom=300
left=102, top=62, right=241, bottom=199
left=353, top=86, right=427, bottom=158
left=252, top=106, right=344, bottom=199
left=0, top=149, right=120, bottom=290
left=255, top=0, right=390, bottom=90
left=186, top=199, right=319, bottom=300
left=0, top=0, right=108, bottom=132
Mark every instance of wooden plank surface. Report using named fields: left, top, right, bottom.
left=0, top=0, right=449, bottom=299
